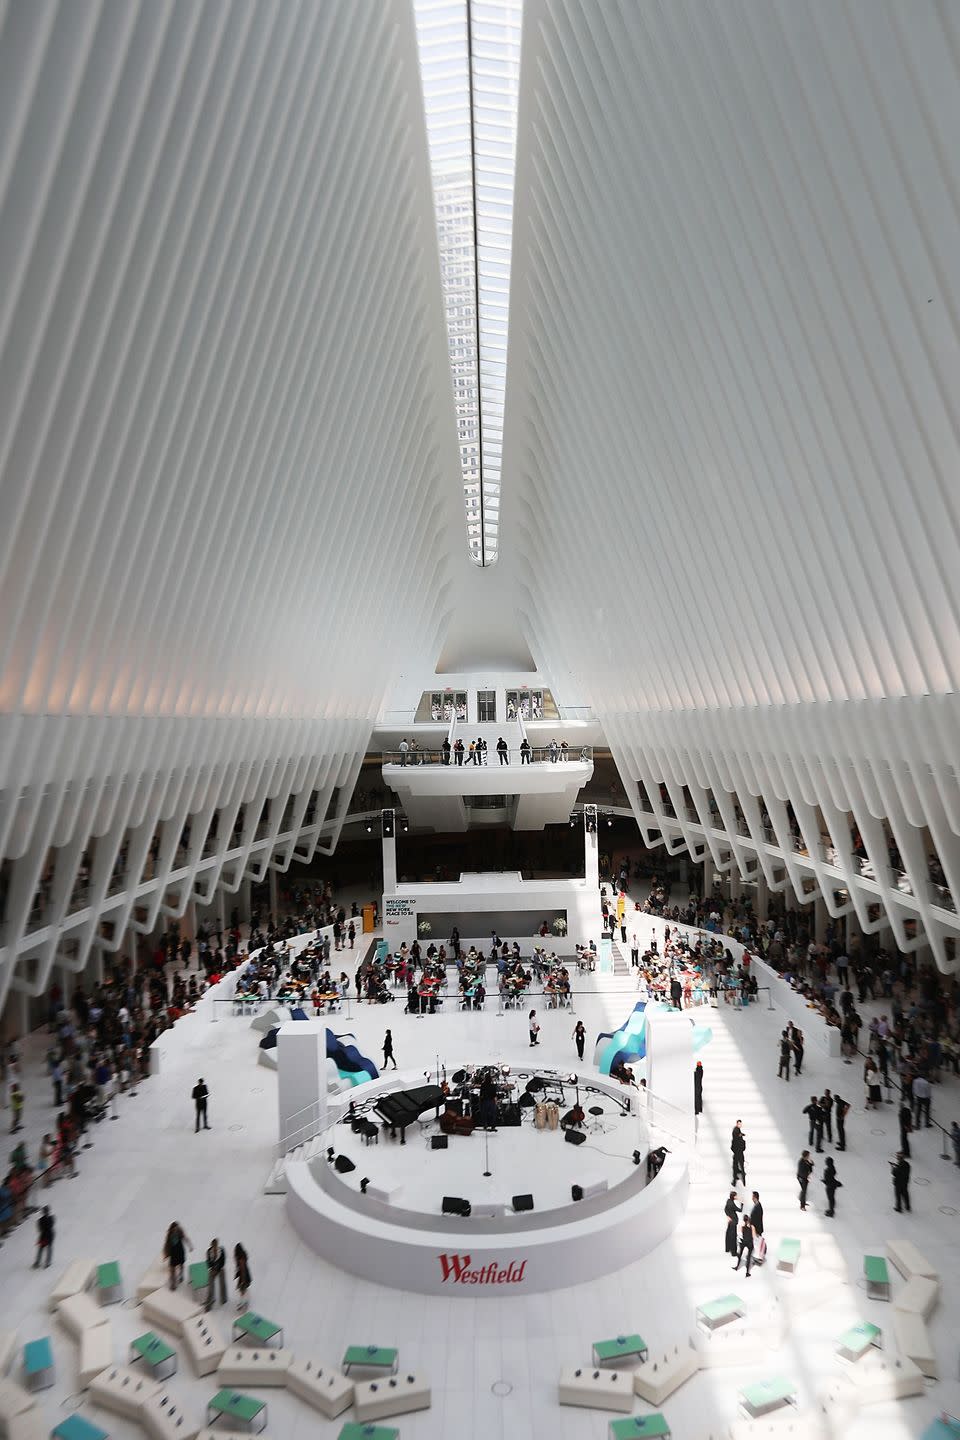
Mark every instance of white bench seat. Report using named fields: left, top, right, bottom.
left=48, top=1259, right=97, bottom=1312
left=196, top=1432, right=273, bottom=1440
left=633, top=1342, right=700, bottom=1405
left=729, top=1410, right=828, bottom=1440
left=88, top=1363, right=160, bottom=1419
left=558, top=1366, right=634, bottom=1412
left=892, top=1309, right=937, bottom=1378
left=6, top=1408, right=47, bottom=1440
left=57, top=1292, right=109, bottom=1340
left=698, top=1325, right=767, bottom=1370
left=893, top=1273, right=939, bottom=1320
left=216, top=1346, right=292, bottom=1387
left=0, top=1377, right=36, bottom=1425
left=285, top=1356, right=353, bottom=1417
left=354, top=1372, right=431, bottom=1422
left=142, top=1387, right=200, bottom=1440
left=78, top=1319, right=113, bottom=1386
left=182, top=1313, right=227, bottom=1377
left=0, top=1329, right=18, bottom=1376
left=141, top=1287, right=202, bottom=1338
left=136, top=1256, right=169, bottom=1303
left=844, top=1350, right=925, bottom=1403
left=885, top=1238, right=938, bottom=1282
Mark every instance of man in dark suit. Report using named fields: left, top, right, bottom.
left=731, top=1121, right=746, bottom=1185
left=797, top=1150, right=813, bottom=1210
left=834, top=1094, right=849, bottom=1150
left=892, top=1152, right=911, bottom=1213
left=192, top=1077, right=210, bottom=1132
left=777, top=1031, right=792, bottom=1080
left=749, top=1191, right=764, bottom=1236
left=803, top=1095, right=824, bottom=1152
left=820, top=1089, right=834, bottom=1144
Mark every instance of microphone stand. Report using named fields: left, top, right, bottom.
left=483, top=1125, right=492, bottom=1178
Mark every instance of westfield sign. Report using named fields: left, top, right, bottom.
left=438, top=1253, right=527, bottom=1285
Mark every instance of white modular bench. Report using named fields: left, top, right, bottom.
left=894, top=1273, right=939, bottom=1320
left=57, top=1293, right=110, bottom=1340
left=216, top=1347, right=292, bottom=1387
left=141, top=1287, right=202, bottom=1338
left=286, top=1356, right=354, bottom=1418
left=632, top=1341, right=700, bottom=1405
left=891, top=1308, right=937, bottom=1378
left=136, top=1256, right=169, bottom=1303
left=844, top=1350, right=925, bottom=1403
left=48, top=1260, right=97, bottom=1312
left=0, top=1330, right=18, bottom=1376
left=698, top=1325, right=768, bottom=1370
left=78, top=1320, right=113, bottom=1387
left=885, top=1238, right=938, bottom=1282
left=729, top=1410, right=828, bottom=1440
left=182, top=1314, right=227, bottom=1377
left=197, top=1432, right=272, bottom=1440
left=354, top=1372, right=431, bottom=1422
left=88, top=1363, right=160, bottom=1419
left=558, top=1366, right=634, bottom=1412
left=0, top=1377, right=37, bottom=1430
left=142, top=1387, right=201, bottom=1440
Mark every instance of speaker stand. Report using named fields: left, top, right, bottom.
left=482, top=1126, right=492, bottom=1178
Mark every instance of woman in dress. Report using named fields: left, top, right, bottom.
left=724, top=1191, right=741, bottom=1256
left=234, top=1243, right=251, bottom=1311
left=164, top=1221, right=192, bottom=1290
left=864, top=1057, right=882, bottom=1110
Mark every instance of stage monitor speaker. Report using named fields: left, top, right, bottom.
left=431, top=1135, right=449, bottom=1150
left=512, top=1193, right=534, bottom=1213
left=334, top=1154, right=356, bottom=1174
left=565, top=1128, right=586, bottom=1146
left=571, top=1184, right=584, bottom=1202
left=442, top=1195, right=471, bottom=1217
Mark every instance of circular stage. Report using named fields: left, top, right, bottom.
left=285, top=1063, right=690, bottom=1295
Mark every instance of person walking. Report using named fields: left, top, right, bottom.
left=32, top=1207, right=54, bottom=1268
left=528, top=1010, right=540, bottom=1047
left=792, top=1028, right=805, bottom=1076
left=192, top=1077, right=210, bottom=1131
left=234, top=1243, right=251, bottom=1311
left=749, top=1191, right=764, bottom=1237
left=731, top=1121, right=746, bottom=1185
left=694, top=1061, right=703, bottom=1117
left=454, top=739, right=464, bottom=766
left=164, top=1222, right=192, bottom=1290
left=803, top=1094, right=824, bottom=1152
left=777, top=1031, right=792, bottom=1081
left=9, top=1083, right=23, bottom=1133
left=724, top=1191, right=741, bottom=1256
left=797, top=1150, right=813, bottom=1210
left=732, top=1214, right=755, bottom=1277
left=382, top=1029, right=397, bottom=1070
left=821, top=1090, right=834, bottom=1145
left=823, top=1156, right=842, bottom=1217
left=834, top=1094, right=849, bottom=1151
left=205, top=1238, right=227, bottom=1309
left=892, top=1152, right=911, bottom=1212
left=573, top=1020, right=585, bottom=1062
left=519, top=738, right=531, bottom=764
left=496, top=737, right=509, bottom=765
left=898, top=1100, right=913, bottom=1158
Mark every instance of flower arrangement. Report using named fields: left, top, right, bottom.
left=418, top=920, right=432, bottom=937
left=552, top=916, right=567, bottom=936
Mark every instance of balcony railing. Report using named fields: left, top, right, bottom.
left=383, top=746, right=592, bottom=766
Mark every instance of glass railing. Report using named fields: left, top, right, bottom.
left=382, top=746, right=593, bottom=766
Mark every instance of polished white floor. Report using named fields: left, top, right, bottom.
left=2, top=924, right=959, bottom=1439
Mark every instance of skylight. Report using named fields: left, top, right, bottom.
left=414, top=0, right=522, bottom=567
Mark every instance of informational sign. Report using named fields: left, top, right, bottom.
left=384, top=897, right=416, bottom=926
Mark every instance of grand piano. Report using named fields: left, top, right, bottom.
left=374, top=1084, right=445, bottom=1144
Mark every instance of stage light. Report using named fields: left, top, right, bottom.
left=365, top=821, right=372, bottom=833
left=569, top=814, right=577, bottom=827
left=381, top=808, right=394, bottom=839
left=632, top=1149, right=642, bottom=1166
left=327, top=1147, right=335, bottom=1162
left=606, top=815, right=613, bottom=827
left=401, top=816, right=409, bottom=832
left=360, top=1177, right=369, bottom=1194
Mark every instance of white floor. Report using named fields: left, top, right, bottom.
left=2, top=921, right=959, bottom=1439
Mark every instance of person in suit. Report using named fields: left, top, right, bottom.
left=749, top=1191, right=764, bottom=1236
left=234, top=1243, right=251, bottom=1312
left=777, top=1030, right=792, bottom=1080
left=803, top=1095, right=824, bottom=1152
left=732, top=1214, right=755, bottom=1276
left=724, top=1191, right=741, bottom=1256
left=731, top=1121, right=746, bottom=1184
left=694, top=1061, right=704, bottom=1116
left=192, top=1078, right=210, bottom=1132
left=205, top=1238, right=227, bottom=1310
left=821, top=1089, right=834, bottom=1144
left=797, top=1149, right=813, bottom=1209
left=834, top=1093, right=849, bottom=1150
left=823, top=1156, right=842, bottom=1216
left=892, top=1152, right=911, bottom=1212
left=792, top=1028, right=805, bottom=1076
left=898, top=1101, right=912, bottom=1157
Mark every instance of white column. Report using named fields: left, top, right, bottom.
left=382, top=826, right=397, bottom=896
left=277, top=1019, right=328, bottom=1152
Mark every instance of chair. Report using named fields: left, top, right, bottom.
left=588, top=1105, right=605, bottom=1133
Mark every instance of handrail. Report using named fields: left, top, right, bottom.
left=383, top=745, right=592, bottom=766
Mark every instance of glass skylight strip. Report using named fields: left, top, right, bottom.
left=414, top=0, right=522, bottom=566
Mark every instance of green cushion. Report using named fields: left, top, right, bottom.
left=97, top=1260, right=121, bottom=1289
left=864, top=1255, right=889, bottom=1284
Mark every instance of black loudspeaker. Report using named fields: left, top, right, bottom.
left=442, top=1195, right=471, bottom=1217
left=431, top=1135, right=448, bottom=1150
left=512, top=1193, right=534, bottom=1213
left=565, top=1128, right=586, bottom=1146
left=571, top=1184, right=584, bottom=1201
left=334, top=1154, right=356, bottom=1174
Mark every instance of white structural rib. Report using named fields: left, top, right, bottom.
left=0, top=0, right=460, bottom=1008
left=503, top=0, right=960, bottom=972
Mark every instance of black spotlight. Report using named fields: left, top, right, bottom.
left=365, top=821, right=373, bottom=833
left=401, top=816, right=409, bottom=833
left=327, top=1147, right=335, bottom=1163
left=569, top=814, right=577, bottom=827
left=606, top=815, right=613, bottom=828
left=632, top=1149, right=642, bottom=1166
left=360, top=1177, right=369, bottom=1194
left=381, top=808, right=394, bottom=839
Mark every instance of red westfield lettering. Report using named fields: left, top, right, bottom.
left=438, top=1253, right=527, bottom=1284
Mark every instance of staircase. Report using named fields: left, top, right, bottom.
left=610, top=940, right=630, bottom=976
left=263, top=1133, right=326, bottom=1195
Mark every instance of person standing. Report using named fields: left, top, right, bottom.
left=32, top=1207, right=54, bottom=1268
left=205, top=1238, right=227, bottom=1309
left=519, top=738, right=531, bottom=764
left=898, top=1100, right=913, bottom=1158
left=732, top=1214, right=755, bottom=1277
left=731, top=1121, right=746, bottom=1185
left=823, top=1156, right=841, bottom=1217
left=777, top=1031, right=792, bottom=1081
left=454, top=738, right=464, bottom=766
left=749, top=1191, right=764, bottom=1237
left=630, top=933, right=639, bottom=967
left=792, top=1028, right=805, bottom=1076
left=234, top=1243, right=251, bottom=1312
left=497, top=737, right=509, bottom=765
left=803, top=1094, right=824, bottom=1152
left=892, top=1152, right=911, bottom=1213
left=694, top=1061, right=704, bottom=1117
left=398, top=738, right=409, bottom=766
left=164, top=1222, right=192, bottom=1290
left=9, top=1082, right=23, bottom=1133
left=724, top=1191, right=741, bottom=1256
left=912, top=1073, right=932, bottom=1129
left=192, top=1077, right=210, bottom=1131
left=820, top=1090, right=834, bottom=1145
left=382, top=1030, right=397, bottom=1070
left=529, top=1010, right=540, bottom=1047
left=441, top=737, right=451, bottom=765
left=834, top=1093, right=849, bottom=1151
left=797, top=1150, right=813, bottom=1210
left=573, top=1020, right=585, bottom=1061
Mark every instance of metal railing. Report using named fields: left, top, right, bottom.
left=382, top=746, right=592, bottom=766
